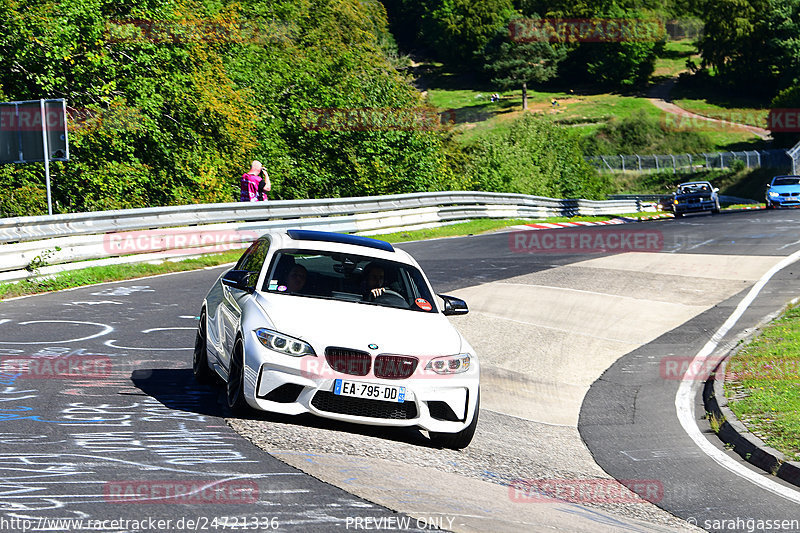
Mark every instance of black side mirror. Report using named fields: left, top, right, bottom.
left=221, top=270, right=254, bottom=292
left=439, top=294, right=468, bottom=316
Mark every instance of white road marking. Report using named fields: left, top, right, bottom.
left=687, top=238, right=714, bottom=250
left=675, top=248, right=800, bottom=503
left=141, top=327, right=196, bottom=333
left=778, top=238, right=800, bottom=250
left=102, top=340, right=190, bottom=351
left=0, top=321, right=113, bottom=345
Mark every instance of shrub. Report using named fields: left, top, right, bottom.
left=465, top=113, right=611, bottom=199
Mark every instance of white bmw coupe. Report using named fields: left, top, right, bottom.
left=193, top=229, right=480, bottom=448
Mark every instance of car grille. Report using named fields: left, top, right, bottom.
left=311, top=391, right=418, bottom=419
left=325, top=347, right=371, bottom=376
left=780, top=192, right=800, bottom=197
left=374, top=355, right=418, bottom=379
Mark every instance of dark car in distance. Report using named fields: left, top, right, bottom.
left=672, top=181, right=720, bottom=217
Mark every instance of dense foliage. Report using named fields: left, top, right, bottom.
left=384, top=0, right=663, bottom=90
left=697, top=0, right=800, bottom=97
left=0, top=0, right=464, bottom=216
left=466, top=114, right=611, bottom=199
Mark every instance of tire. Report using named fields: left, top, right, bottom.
left=429, top=391, right=480, bottom=449
left=192, top=311, right=214, bottom=383
left=227, top=338, right=249, bottom=412
left=712, top=202, right=721, bottom=214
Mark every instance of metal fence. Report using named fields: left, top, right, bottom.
left=787, top=140, right=800, bottom=175
left=0, top=191, right=642, bottom=283
left=586, top=150, right=790, bottom=174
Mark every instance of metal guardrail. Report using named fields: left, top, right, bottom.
left=0, top=191, right=642, bottom=283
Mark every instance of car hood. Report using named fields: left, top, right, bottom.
left=252, top=293, right=465, bottom=356
left=769, top=184, right=800, bottom=193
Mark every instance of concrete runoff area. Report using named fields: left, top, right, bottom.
left=455, top=252, right=782, bottom=426
left=232, top=251, right=786, bottom=532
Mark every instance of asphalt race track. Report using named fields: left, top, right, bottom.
left=0, top=276, right=425, bottom=532
left=0, top=208, right=799, bottom=532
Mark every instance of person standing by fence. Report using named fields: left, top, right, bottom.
left=240, top=160, right=271, bottom=202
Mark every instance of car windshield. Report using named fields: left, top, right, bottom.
left=678, top=183, right=710, bottom=194
left=262, top=250, right=438, bottom=313
left=773, top=177, right=800, bottom=186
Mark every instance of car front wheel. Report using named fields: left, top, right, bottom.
left=192, top=311, right=214, bottom=383
left=429, top=391, right=480, bottom=449
left=227, top=338, right=249, bottom=412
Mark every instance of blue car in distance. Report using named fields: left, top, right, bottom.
left=765, top=175, right=800, bottom=209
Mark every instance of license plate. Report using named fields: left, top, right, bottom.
left=334, top=379, right=405, bottom=403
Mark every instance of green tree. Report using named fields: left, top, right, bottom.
left=769, top=85, right=800, bottom=147
left=484, top=19, right=565, bottom=110
left=697, top=0, right=800, bottom=96
left=420, top=0, right=516, bottom=65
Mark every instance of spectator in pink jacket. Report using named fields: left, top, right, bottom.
left=240, top=160, right=271, bottom=202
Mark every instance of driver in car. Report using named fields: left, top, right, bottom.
left=361, top=263, right=387, bottom=300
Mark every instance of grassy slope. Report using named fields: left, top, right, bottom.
left=725, top=304, right=800, bottom=461
left=423, top=39, right=768, bottom=153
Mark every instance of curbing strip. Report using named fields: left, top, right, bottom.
left=703, top=345, right=799, bottom=487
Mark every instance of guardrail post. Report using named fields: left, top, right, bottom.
left=654, top=154, right=659, bottom=172
left=620, top=155, right=625, bottom=172
left=636, top=154, right=641, bottom=172
left=670, top=154, right=676, bottom=174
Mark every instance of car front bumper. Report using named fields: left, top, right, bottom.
left=767, top=197, right=800, bottom=208
left=674, top=200, right=717, bottom=214
left=240, top=334, right=480, bottom=434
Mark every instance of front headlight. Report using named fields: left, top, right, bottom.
left=255, top=328, right=316, bottom=357
left=425, top=354, right=471, bottom=374
left=768, top=191, right=779, bottom=197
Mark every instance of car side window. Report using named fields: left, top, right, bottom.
left=235, top=238, right=270, bottom=288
